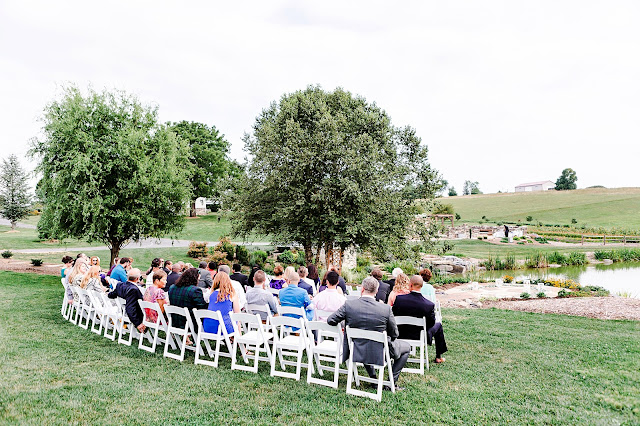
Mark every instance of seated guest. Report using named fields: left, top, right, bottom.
left=108, top=268, right=146, bottom=333
left=392, top=275, right=448, bottom=364
left=387, top=273, right=410, bottom=307
left=384, top=267, right=403, bottom=292
left=61, top=255, right=73, bottom=279
left=230, top=263, right=249, bottom=288
left=66, top=258, right=88, bottom=304
left=247, top=264, right=260, bottom=289
left=202, top=272, right=241, bottom=335
left=163, top=260, right=172, bottom=274
left=167, top=268, right=208, bottom=331
left=245, top=270, right=278, bottom=321
left=297, top=266, right=314, bottom=296
left=307, top=264, right=320, bottom=291
left=197, top=261, right=213, bottom=289
left=80, top=265, right=108, bottom=303
left=166, top=263, right=183, bottom=288
left=110, top=257, right=131, bottom=284
left=268, top=265, right=286, bottom=289
left=279, top=270, right=314, bottom=321
left=207, top=261, right=218, bottom=280
left=217, top=264, right=246, bottom=310
left=145, top=258, right=162, bottom=287
left=90, top=256, right=100, bottom=268
left=313, top=271, right=346, bottom=321
left=106, top=257, right=119, bottom=276
left=143, top=270, right=168, bottom=323
left=371, top=268, right=391, bottom=303
left=318, top=270, right=345, bottom=295
left=327, top=264, right=348, bottom=294
left=327, top=277, right=410, bottom=388
left=419, top=268, right=436, bottom=300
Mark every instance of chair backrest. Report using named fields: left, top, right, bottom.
left=247, top=303, right=273, bottom=321
left=346, top=295, right=360, bottom=302
left=271, top=315, right=307, bottom=341
left=421, top=284, right=436, bottom=302
left=346, top=326, right=387, bottom=344
left=268, top=287, right=280, bottom=297
left=314, top=309, right=336, bottom=321
left=394, top=316, right=426, bottom=340
left=192, top=309, right=227, bottom=337
left=88, top=290, right=104, bottom=311
left=229, top=312, right=264, bottom=336
left=76, top=288, right=90, bottom=306
left=100, top=293, right=118, bottom=314
left=278, top=305, right=305, bottom=318
left=138, top=300, right=167, bottom=327
left=306, top=320, right=342, bottom=344
left=165, top=305, right=195, bottom=334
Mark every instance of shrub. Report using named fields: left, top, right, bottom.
left=296, top=251, right=306, bottom=266
left=536, top=291, right=546, bottom=298
left=1, top=250, right=13, bottom=258
left=278, top=250, right=296, bottom=265
left=501, top=238, right=509, bottom=243
left=214, top=237, right=235, bottom=261
left=571, top=218, right=577, bottom=224
left=250, top=250, right=267, bottom=267
left=520, top=292, right=531, bottom=299
left=187, top=241, right=208, bottom=258
left=525, top=252, right=547, bottom=268
left=503, top=275, right=514, bottom=283
left=557, top=289, right=570, bottom=298
left=504, top=254, right=517, bottom=270
left=481, top=215, right=487, bottom=220
left=31, top=259, right=43, bottom=266
left=546, top=251, right=567, bottom=265
left=455, top=213, right=461, bottom=220
left=526, top=215, right=533, bottom=222
left=235, top=245, right=250, bottom=265
left=207, top=251, right=228, bottom=266
left=567, top=252, right=587, bottom=266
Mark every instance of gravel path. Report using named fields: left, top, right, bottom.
left=482, top=297, right=640, bottom=321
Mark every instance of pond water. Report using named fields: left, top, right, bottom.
left=474, top=262, right=640, bottom=298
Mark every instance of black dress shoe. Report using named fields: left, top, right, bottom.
left=383, top=385, right=405, bottom=391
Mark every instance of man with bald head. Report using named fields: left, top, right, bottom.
left=392, top=275, right=448, bottom=363
left=166, top=263, right=183, bottom=288
left=108, top=268, right=146, bottom=332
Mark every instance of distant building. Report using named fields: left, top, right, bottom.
left=515, top=181, right=555, bottom=192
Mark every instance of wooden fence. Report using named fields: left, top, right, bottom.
left=580, top=235, right=640, bottom=245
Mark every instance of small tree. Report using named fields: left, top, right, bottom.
left=463, top=180, right=481, bottom=195
left=0, top=155, right=32, bottom=230
left=31, top=86, right=192, bottom=266
left=448, top=186, right=457, bottom=197
left=555, top=168, right=577, bottom=190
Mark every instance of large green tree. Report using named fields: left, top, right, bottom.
left=555, top=168, right=577, bottom=190
left=30, top=86, right=192, bottom=266
left=0, top=154, right=32, bottom=230
left=168, top=121, right=230, bottom=216
left=232, top=86, right=443, bottom=267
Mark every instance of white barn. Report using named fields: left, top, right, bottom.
left=515, top=181, right=555, bottom=192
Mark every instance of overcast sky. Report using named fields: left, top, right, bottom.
left=1, top=1, right=639, bottom=194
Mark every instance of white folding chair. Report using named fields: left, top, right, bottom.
left=87, top=290, right=108, bottom=335
left=68, top=286, right=82, bottom=325
left=346, top=295, right=360, bottom=302
left=192, top=309, right=235, bottom=368
left=163, top=306, right=195, bottom=362
left=61, top=279, right=71, bottom=319
left=75, top=288, right=94, bottom=330
left=269, top=315, right=309, bottom=381
left=268, top=287, right=280, bottom=298
left=246, top=303, right=274, bottom=325
left=116, top=297, right=138, bottom=346
left=435, top=300, right=442, bottom=323
left=229, top=312, right=273, bottom=373
left=137, top=300, right=169, bottom=353
left=345, top=326, right=395, bottom=402
left=314, top=309, right=336, bottom=322
left=395, top=316, right=428, bottom=374
left=100, top=293, right=120, bottom=341
left=306, top=321, right=343, bottom=388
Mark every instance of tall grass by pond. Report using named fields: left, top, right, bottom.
left=594, top=248, right=640, bottom=262
left=483, top=251, right=587, bottom=270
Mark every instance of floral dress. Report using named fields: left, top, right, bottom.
left=143, top=285, right=167, bottom=323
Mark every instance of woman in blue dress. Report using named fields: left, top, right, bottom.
left=203, top=271, right=240, bottom=334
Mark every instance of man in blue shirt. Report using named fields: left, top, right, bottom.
left=110, top=257, right=132, bottom=284
left=279, top=270, right=314, bottom=321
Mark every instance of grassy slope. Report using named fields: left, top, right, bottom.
left=1, top=271, right=638, bottom=424
left=449, top=239, right=596, bottom=259
left=446, top=187, right=640, bottom=229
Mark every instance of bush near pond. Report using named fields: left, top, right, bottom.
left=594, top=248, right=640, bottom=262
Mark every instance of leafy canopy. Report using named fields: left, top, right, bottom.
left=232, top=86, right=443, bottom=261
left=463, top=180, right=481, bottom=195
left=30, top=86, right=192, bottom=265
left=0, top=154, right=32, bottom=230
left=555, top=168, right=577, bottom=190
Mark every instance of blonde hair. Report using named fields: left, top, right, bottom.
left=153, top=269, right=167, bottom=284
left=213, top=271, right=235, bottom=302
left=393, top=273, right=411, bottom=293
left=80, top=265, right=101, bottom=289
left=284, top=268, right=300, bottom=284
left=68, top=258, right=88, bottom=285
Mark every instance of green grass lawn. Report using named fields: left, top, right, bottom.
left=447, top=187, right=640, bottom=230
left=1, top=271, right=638, bottom=424
left=449, top=240, right=596, bottom=259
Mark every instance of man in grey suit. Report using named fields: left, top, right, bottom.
left=197, top=261, right=213, bottom=289
left=327, top=276, right=411, bottom=389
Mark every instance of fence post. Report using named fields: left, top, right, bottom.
left=581, top=235, right=584, bottom=245
left=623, top=236, right=626, bottom=245
left=603, top=234, right=606, bottom=245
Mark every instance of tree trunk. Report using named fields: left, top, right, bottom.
left=190, top=200, right=197, bottom=217
left=10, top=221, right=16, bottom=231
left=304, top=243, right=313, bottom=264
left=324, top=241, right=334, bottom=270
left=314, top=244, right=321, bottom=266
left=338, top=247, right=345, bottom=273
left=109, top=243, right=121, bottom=269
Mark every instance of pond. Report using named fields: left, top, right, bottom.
left=474, top=262, right=640, bottom=298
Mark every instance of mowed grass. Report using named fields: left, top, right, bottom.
left=447, top=187, right=640, bottom=230
left=450, top=239, right=596, bottom=259
left=1, top=272, right=638, bottom=424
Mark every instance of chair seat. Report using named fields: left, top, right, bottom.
left=239, top=330, right=273, bottom=343
left=314, top=339, right=340, bottom=354
left=279, top=334, right=305, bottom=348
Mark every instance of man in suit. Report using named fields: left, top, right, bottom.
left=197, top=261, right=213, bottom=289
left=392, top=275, right=448, bottom=363
left=230, top=263, right=249, bottom=289
left=166, top=263, right=182, bottom=289
left=327, top=277, right=410, bottom=389
left=107, top=268, right=146, bottom=333
left=371, top=268, right=391, bottom=303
